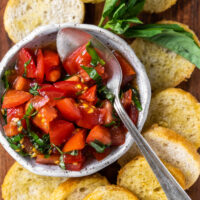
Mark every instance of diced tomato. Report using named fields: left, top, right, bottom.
left=56, top=98, right=81, bottom=122
left=7, top=105, right=24, bottom=123
left=36, top=154, right=60, bottom=165
left=128, top=104, right=139, bottom=125
left=66, top=75, right=80, bottom=82
left=54, top=81, right=87, bottom=98
left=121, top=89, right=132, bottom=110
left=63, top=129, right=86, bottom=153
left=114, top=51, right=135, bottom=84
left=63, top=44, right=91, bottom=75
left=22, top=136, right=33, bottom=153
left=64, top=150, right=85, bottom=163
left=79, top=85, right=97, bottom=102
left=2, top=90, right=32, bottom=109
left=110, top=126, right=125, bottom=146
left=95, top=64, right=108, bottom=81
left=92, top=148, right=111, bottom=161
left=32, top=106, right=57, bottom=133
left=13, top=76, right=30, bottom=91
left=78, top=68, right=91, bottom=82
left=17, top=48, right=37, bottom=78
left=3, top=123, right=19, bottom=137
left=65, top=162, right=84, bottom=171
left=46, top=67, right=61, bottom=82
left=38, top=85, right=66, bottom=100
left=100, top=100, right=113, bottom=125
left=36, top=49, right=45, bottom=83
left=25, top=96, right=49, bottom=111
left=76, top=104, right=101, bottom=129
left=43, top=50, right=60, bottom=72
left=49, top=120, right=75, bottom=145
left=86, top=125, right=111, bottom=145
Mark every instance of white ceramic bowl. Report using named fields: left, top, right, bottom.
left=0, top=24, right=151, bottom=177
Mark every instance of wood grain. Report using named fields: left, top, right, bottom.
left=0, top=0, right=200, bottom=199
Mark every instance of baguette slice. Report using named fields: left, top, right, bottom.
left=144, top=88, right=200, bottom=148
left=117, top=156, right=186, bottom=200
left=50, top=174, right=109, bottom=200
left=131, top=20, right=200, bottom=92
left=83, top=185, right=138, bottom=200
left=81, top=0, right=104, bottom=3
left=144, top=125, right=200, bottom=189
left=4, top=0, right=85, bottom=43
left=143, top=0, right=177, bottom=13
left=2, top=162, right=67, bottom=200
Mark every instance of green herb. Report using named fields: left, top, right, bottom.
left=7, top=134, right=29, bottom=157
left=2, top=69, right=13, bottom=90
left=1, top=108, right=7, bottom=124
left=62, top=74, right=72, bottom=80
left=81, top=66, right=102, bottom=86
left=44, top=154, right=50, bottom=158
left=90, top=140, right=110, bottom=153
left=104, top=121, right=117, bottom=127
left=81, top=66, right=115, bottom=102
left=29, top=83, right=40, bottom=96
left=131, top=88, right=142, bottom=111
left=68, top=150, right=79, bottom=156
left=52, top=144, right=66, bottom=169
left=54, top=97, right=65, bottom=100
left=99, top=0, right=145, bottom=34
left=86, top=41, right=105, bottom=66
left=23, top=59, right=31, bottom=78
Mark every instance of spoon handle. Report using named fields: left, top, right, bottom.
left=114, top=96, right=191, bottom=200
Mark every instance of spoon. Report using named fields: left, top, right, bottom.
left=56, top=27, right=191, bottom=200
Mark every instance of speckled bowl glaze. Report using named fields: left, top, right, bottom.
left=0, top=24, right=151, bottom=177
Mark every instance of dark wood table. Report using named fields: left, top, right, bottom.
left=0, top=0, right=200, bottom=199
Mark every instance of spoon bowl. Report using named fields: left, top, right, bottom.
left=0, top=23, right=151, bottom=177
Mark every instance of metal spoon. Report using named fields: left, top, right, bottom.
left=56, top=27, right=191, bottom=200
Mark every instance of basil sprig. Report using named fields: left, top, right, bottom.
left=86, top=41, right=105, bottom=66
left=29, top=83, right=40, bottom=96
left=81, top=66, right=114, bottom=102
left=99, top=0, right=144, bottom=34
left=23, top=58, right=31, bottom=78
left=90, top=140, right=110, bottom=153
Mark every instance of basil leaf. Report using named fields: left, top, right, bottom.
left=98, top=85, right=115, bottom=103
left=68, top=150, right=78, bottom=156
left=29, top=83, right=40, bottom=96
left=132, top=88, right=142, bottom=111
left=1, top=108, right=7, bottom=124
left=23, top=59, right=31, bottom=78
left=86, top=41, right=105, bottom=66
left=52, top=144, right=64, bottom=155
left=59, top=154, right=66, bottom=170
left=99, top=0, right=118, bottom=26
left=2, top=70, right=13, bottom=90
left=90, top=140, right=110, bottom=153
left=104, top=121, right=117, bottom=127
left=81, top=66, right=102, bottom=86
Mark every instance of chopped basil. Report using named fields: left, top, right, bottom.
left=104, top=121, right=117, bottom=127
left=2, top=69, right=13, bottom=90
left=131, top=88, right=142, bottom=111
left=68, top=150, right=78, bottom=156
left=81, top=66, right=114, bottom=102
left=52, top=144, right=66, bottom=169
left=81, top=66, right=102, bottom=86
left=62, top=74, right=72, bottom=81
left=86, top=41, right=105, bottom=66
left=1, top=108, right=7, bottom=124
left=29, top=83, right=40, bottom=96
left=44, top=154, right=50, bottom=158
left=90, top=140, right=110, bottom=153
left=23, top=59, right=31, bottom=78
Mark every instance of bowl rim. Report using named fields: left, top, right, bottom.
left=0, top=23, right=151, bottom=177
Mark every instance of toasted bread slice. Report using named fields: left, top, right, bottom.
left=144, top=88, right=200, bottom=148
left=81, top=0, right=104, bottom=3
left=143, top=0, right=177, bottom=13
left=131, top=20, right=200, bottom=92
left=2, top=162, right=67, bottom=200
left=83, top=185, right=138, bottom=200
left=4, top=0, right=85, bottom=43
left=117, top=156, right=186, bottom=200
left=50, top=174, right=109, bottom=200
left=143, top=125, right=200, bottom=189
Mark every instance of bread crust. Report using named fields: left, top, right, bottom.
left=4, top=0, right=85, bottom=43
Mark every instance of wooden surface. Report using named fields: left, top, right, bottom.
left=0, top=0, right=200, bottom=199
